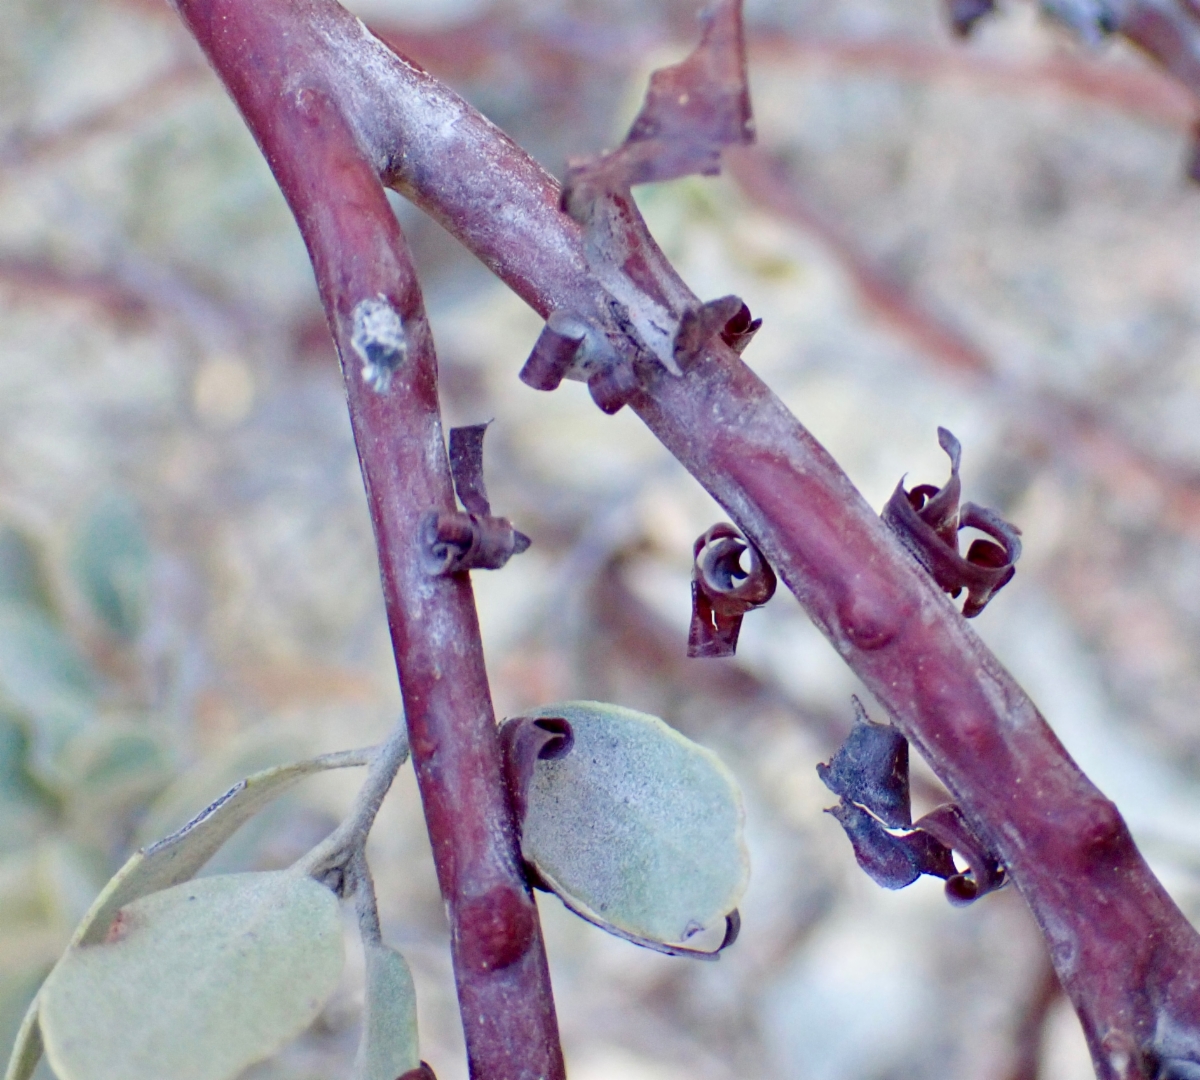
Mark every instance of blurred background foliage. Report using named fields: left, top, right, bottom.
left=6, top=0, right=1200, bottom=1076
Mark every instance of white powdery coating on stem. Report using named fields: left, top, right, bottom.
left=351, top=296, right=407, bottom=393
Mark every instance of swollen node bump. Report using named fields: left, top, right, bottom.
left=351, top=296, right=407, bottom=393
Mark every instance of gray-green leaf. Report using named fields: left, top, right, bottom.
left=2, top=747, right=372, bottom=1080
left=40, top=870, right=344, bottom=1080
left=509, top=701, right=749, bottom=951
left=354, top=943, right=420, bottom=1080
left=0, top=601, right=95, bottom=778
left=70, top=495, right=151, bottom=641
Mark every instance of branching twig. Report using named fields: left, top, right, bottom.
left=296, top=719, right=411, bottom=887
left=169, top=0, right=1200, bottom=1075
left=350, top=848, right=383, bottom=946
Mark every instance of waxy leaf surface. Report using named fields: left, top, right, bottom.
left=74, top=746, right=371, bottom=948
left=40, top=871, right=343, bottom=1080
left=515, top=701, right=748, bottom=947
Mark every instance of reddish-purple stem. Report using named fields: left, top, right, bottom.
left=168, top=3, right=564, bottom=1077
left=170, top=0, right=1200, bottom=1075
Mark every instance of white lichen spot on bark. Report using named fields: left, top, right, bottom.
left=351, top=297, right=407, bottom=393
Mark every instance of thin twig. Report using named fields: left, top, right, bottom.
left=166, top=0, right=1200, bottom=1073
left=296, top=719, right=410, bottom=885
left=350, top=848, right=383, bottom=946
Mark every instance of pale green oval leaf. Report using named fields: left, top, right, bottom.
left=518, top=701, right=749, bottom=948
left=40, top=871, right=344, bottom=1080
left=134, top=729, right=309, bottom=847
left=3, top=749, right=372, bottom=1080
left=69, top=495, right=151, bottom=642
left=354, top=943, right=420, bottom=1080
left=3, top=994, right=42, bottom=1080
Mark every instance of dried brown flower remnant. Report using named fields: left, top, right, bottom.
left=688, top=522, right=776, bottom=657
left=560, top=0, right=754, bottom=223
left=882, top=427, right=1021, bottom=617
left=421, top=425, right=531, bottom=575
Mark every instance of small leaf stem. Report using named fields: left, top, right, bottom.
left=350, top=849, right=383, bottom=946
left=296, top=721, right=410, bottom=887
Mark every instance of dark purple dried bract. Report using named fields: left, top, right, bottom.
left=827, top=800, right=956, bottom=890
left=421, top=510, right=531, bottom=575
left=817, top=696, right=911, bottom=829
left=820, top=699, right=1006, bottom=903
left=560, top=0, right=754, bottom=222
left=422, top=424, right=532, bottom=575
left=914, top=802, right=1007, bottom=905
left=882, top=427, right=1021, bottom=617
left=688, top=522, right=776, bottom=658
left=719, top=300, right=762, bottom=354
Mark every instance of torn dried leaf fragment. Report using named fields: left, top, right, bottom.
left=500, top=701, right=747, bottom=957
left=560, top=0, right=754, bottom=223
left=882, top=427, right=1021, bottom=617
